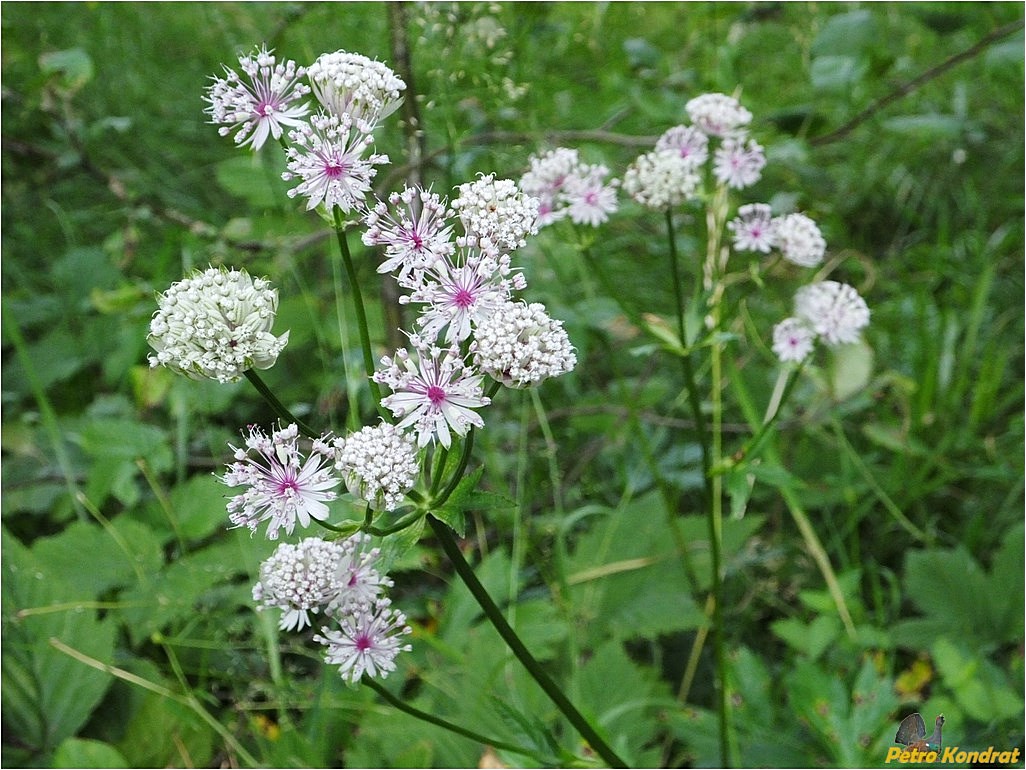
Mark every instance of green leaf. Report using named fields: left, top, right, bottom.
left=169, top=474, right=232, bottom=543
left=829, top=340, right=874, bottom=400
left=52, top=738, right=129, bottom=769
left=119, top=541, right=249, bottom=646
left=39, top=48, right=94, bottom=91
left=215, top=154, right=284, bottom=209
left=771, top=615, right=841, bottom=660
left=30, top=519, right=163, bottom=598
left=115, top=689, right=215, bottom=768
left=810, top=10, right=877, bottom=57
left=810, top=55, right=869, bottom=92
left=932, top=638, right=1024, bottom=722
left=2, top=528, right=116, bottom=755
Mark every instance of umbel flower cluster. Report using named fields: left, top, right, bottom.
left=617, top=92, right=869, bottom=364
left=147, top=44, right=579, bottom=685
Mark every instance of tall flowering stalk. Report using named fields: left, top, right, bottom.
left=146, top=41, right=627, bottom=769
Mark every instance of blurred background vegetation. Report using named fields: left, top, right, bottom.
left=2, top=2, right=1023, bottom=767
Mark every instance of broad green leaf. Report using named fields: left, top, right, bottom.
left=52, top=738, right=128, bottom=768
left=810, top=55, right=869, bottom=92
left=169, top=473, right=232, bottom=543
left=2, top=529, right=115, bottom=756
left=810, top=10, right=877, bottom=57
left=116, top=689, right=215, bottom=768
left=215, top=154, right=285, bottom=209
left=119, top=541, right=249, bottom=646
left=39, top=48, right=94, bottom=91
left=932, top=638, right=1024, bottom=722
left=30, top=519, right=162, bottom=598
left=882, top=114, right=964, bottom=140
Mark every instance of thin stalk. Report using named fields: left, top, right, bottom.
left=427, top=515, right=629, bottom=769
left=243, top=370, right=320, bottom=438
left=665, top=209, right=730, bottom=767
left=363, top=678, right=559, bottom=765
left=331, top=209, right=390, bottom=422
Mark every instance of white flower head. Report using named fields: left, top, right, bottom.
left=374, top=345, right=490, bottom=449
left=363, top=186, right=456, bottom=285
left=520, top=149, right=618, bottom=228
left=282, top=112, right=389, bottom=213
left=471, top=301, right=577, bottom=388
left=451, top=174, right=539, bottom=257
left=728, top=203, right=776, bottom=253
left=713, top=136, right=766, bottom=190
left=204, top=45, right=310, bottom=151
left=794, top=281, right=870, bottom=346
left=622, top=149, right=701, bottom=210
left=654, top=125, right=710, bottom=167
left=772, top=317, right=816, bottom=364
left=252, top=537, right=346, bottom=631
left=147, top=266, right=289, bottom=383
left=222, top=423, right=340, bottom=540
left=314, top=598, right=412, bottom=684
left=685, top=92, right=752, bottom=137
left=773, top=213, right=827, bottom=268
left=306, top=50, right=406, bottom=126
left=333, top=424, right=419, bottom=511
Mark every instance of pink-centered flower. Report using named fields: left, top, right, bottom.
left=282, top=112, right=388, bottom=212
left=374, top=346, right=490, bottom=448
left=222, top=423, right=340, bottom=540
left=204, top=45, right=310, bottom=151
left=713, top=137, right=766, bottom=190
left=362, top=186, right=455, bottom=285
left=314, top=599, right=412, bottom=683
left=728, top=203, right=776, bottom=253
left=654, top=124, right=710, bottom=167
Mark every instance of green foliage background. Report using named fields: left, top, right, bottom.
left=2, top=2, right=1023, bottom=768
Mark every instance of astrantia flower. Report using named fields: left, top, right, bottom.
left=222, top=423, right=340, bottom=540
left=773, top=213, right=826, bottom=268
left=374, top=346, right=490, bottom=448
left=728, top=203, right=776, bottom=253
left=451, top=174, right=539, bottom=257
left=252, top=537, right=346, bottom=631
left=282, top=112, right=388, bottom=212
left=362, top=186, right=455, bottom=285
left=622, top=149, right=701, bottom=210
left=685, top=92, right=752, bottom=137
left=713, top=137, right=766, bottom=190
left=204, top=45, right=310, bottom=151
left=333, top=424, right=419, bottom=511
left=314, top=598, right=412, bottom=683
left=772, top=317, right=816, bottom=364
left=147, top=266, right=289, bottom=383
left=403, top=251, right=520, bottom=344
left=563, top=165, right=619, bottom=227
left=794, top=281, right=870, bottom=346
left=520, top=149, right=619, bottom=228
left=330, top=533, right=394, bottom=613
left=520, top=147, right=581, bottom=227
left=306, top=50, right=406, bottom=126
left=654, top=124, right=710, bottom=167
left=471, top=301, right=577, bottom=387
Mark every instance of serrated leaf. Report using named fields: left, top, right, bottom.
left=932, top=638, right=1024, bottom=722
left=771, top=615, right=841, bottom=660
left=2, top=529, right=116, bottom=755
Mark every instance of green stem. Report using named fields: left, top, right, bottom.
left=427, top=516, right=629, bottom=769
left=331, top=210, right=390, bottom=423
left=243, top=370, right=320, bottom=438
left=666, top=207, right=730, bottom=768
left=363, top=678, right=559, bottom=765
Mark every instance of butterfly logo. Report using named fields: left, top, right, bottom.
left=894, top=712, right=945, bottom=751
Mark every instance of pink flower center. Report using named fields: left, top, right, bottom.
left=426, top=385, right=447, bottom=406
left=453, top=287, right=475, bottom=309
left=277, top=477, right=299, bottom=495
left=585, top=191, right=598, bottom=205
left=355, top=633, right=373, bottom=652
left=324, top=160, right=348, bottom=179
